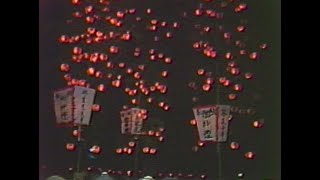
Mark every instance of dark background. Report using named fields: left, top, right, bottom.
left=39, top=0, right=280, bottom=179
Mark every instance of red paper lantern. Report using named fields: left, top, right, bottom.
left=245, top=152, right=255, bottom=159
left=66, top=143, right=76, bottom=151
left=230, top=142, right=240, bottom=150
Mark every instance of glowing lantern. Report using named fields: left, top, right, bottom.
left=85, top=5, right=94, bottom=14
left=127, top=170, right=132, bottom=176
left=71, top=0, right=81, bottom=5
left=149, top=55, right=156, bottom=61
left=126, top=68, right=133, bottom=74
left=97, top=84, right=105, bottom=92
left=245, top=152, right=255, bottom=159
left=195, top=9, right=203, bottom=16
left=109, top=46, right=119, bottom=54
left=150, top=19, right=158, bottom=25
left=66, top=143, right=76, bottom=151
left=228, top=94, right=237, bottom=100
left=112, top=80, right=121, bottom=88
left=238, top=173, right=244, bottom=178
left=148, top=130, right=155, bottom=136
left=99, top=54, right=108, bottom=61
left=85, top=16, right=95, bottom=24
left=134, top=51, right=141, bottom=57
left=116, top=11, right=125, bottom=18
left=224, top=32, right=232, bottom=39
left=236, top=25, right=246, bottom=32
left=206, top=78, right=214, bottom=85
left=155, top=131, right=161, bottom=137
left=240, top=49, right=247, bottom=55
left=190, top=119, right=196, bottom=126
left=225, top=52, right=233, bottom=59
left=164, top=57, right=172, bottom=64
left=197, top=69, right=205, bottom=76
left=249, top=52, right=259, bottom=60
left=161, top=71, right=168, bottom=78
left=129, top=8, right=136, bottom=14
left=198, top=141, right=205, bottom=147
left=158, top=136, right=164, bottom=142
left=142, top=147, right=150, bottom=154
left=72, top=130, right=80, bottom=137
left=253, top=120, right=264, bottom=128
left=169, top=173, right=174, bottom=177
left=128, top=141, right=136, bottom=147
left=161, top=21, right=167, bottom=27
left=202, top=84, right=211, bottom=92
left=244, top=72, right=253, bottom=79
left=164, top=105, right=170, bottom=111
left=165, top=32, right=173, bottom=38
left=127, top=148, right=133, bottom=155
left=173, top=22, right=179, bottom=28
left=131, top=99, right=138, bottom=105
left=239, top=3, right=248, bottom=11
left=230, top=142, right=240, bottom=150
left=64, top=74, right=72, bottom=81
left=116, top=148, right=123, bottom=154
left=260, top=43, right=268, bottom=50
left=223, top=80, right=231, bottom=87
left=158, top=53, right=164, bottom=59
left=72, top=47, right=82, bottom=55
left=234, top=84, right=243, bottom=92
left=60, top=64, right=70, bottom=72
left=147, top=97, right=153, bottom=103
left=146, top=8, right=152, bottom=14
left=149, top=148, right=157, bottom=154
left=158, top=102, right=165, bottom=108
left=118, top=62, right=126, bottom=68
left=90, top=145, right=101, bottom=154
left=200, top=175, right=206, bottom=179
left=92, top=104, right=101, bottom=112
left=203, top=26, right=211, bottom=32
left=86, top=67, right=95, bottom=76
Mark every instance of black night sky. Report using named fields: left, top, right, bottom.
left=39, top=0, right=280, bottom=179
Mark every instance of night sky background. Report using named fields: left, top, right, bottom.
left=39, top=0, right=280, bottom=179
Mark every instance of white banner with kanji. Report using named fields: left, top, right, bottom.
left=53, top=87, right=74, bottom=125
left=216, top=105, right=231, bottom=142
left=120, top=109, right=132, bottom=134
left=193, top=106, right=217, bottom=141
left=73, top=86, right=96, bottom=125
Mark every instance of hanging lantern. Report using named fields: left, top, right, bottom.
left=97, top=84, right=105, bottom=92
left=195, top=9, right=203, bottom=16
left=225, top=52, right=233, bottom=60
left=66, top=143, right=76, bottom=151
left=190, top=119, right=197, bottom=126
left=158, top=136, right=164, bottom=142
left=260, top=43, right=268, bottom=50
left=200, top=175, right=207, bottom=179
left=202, top=84, right=211, bottom=92
left=147, top=97, right=153, bottom=103
left=159, top=127, right=165, bottom=132
left=60, top=64, right=70, bottom=72
left=155, top=131, right=161, bottom=137
left=72, top=130, right=80, bottom=137
left=134, top=72, right=141, bottom=79
left=173, top=22, right=179, bottom=28
left=253, top=120, right=264, bottom=128
left=92, top=104, right=101, bottom=112
left=84, top=5, right=94, bottom=14
left=164, top=57, right=172, bottom=64
left=116, top=148, right=123, bottom=154
left=142, top=147, right=150, bottom=154
left=127, top=170, right=132, bottom=176
left=149, top=148, right=157, bottom=154
left=230, top=68, right=240, bottom=75
left=244, top=72, right=253, bottom=79
left=168, top=173, right=174, bottom=177
left=149, top=49, right=156, bottom=55
left=223, top=80, right=231, bottom=87
left=165, top=32, right=173, bottom=38
left=138, top=64, right=145, bottom=71
left=249, top=52, right=259, bottom=60
left=205, top=78, right=214, bottom=85
left=219, top=77, right=227, bottom=84
left=236, top=25, right=246, bottom=32
left=198, top=141, right=205, bottom=147
left=197, top=69, right=205, bottom=76
left=237, top=173, right=245, bottom=178
left=123, top=147, right=128, bottom=153
left=131, top=98, right=138, bottom=105
left=86, top=67, right=95, bottom=76
left=228, top=94, right=237, bottom=100
left=128, top=141, right=136, bottom=147
left=109, top=46, right=119, bottom=54
left=146, top=8, right=152, bottom=14
left=223, top=32, right=232, bottom=39
left=158, top=102, right=165, bottom=108
left=164, top=105, right=170, bottom=111
left=245, top=152, right=255, bottom=159
left=233, top=84, right=243, bottom=92
left=71, top=0, right=80, bottom=5
left=161, top=71, right=168, bottom=77
left=230, top=142, right=240, bottom=150
left=112, top=80, right=121, bottom=88
left=89, top=145, right=101, bottom=154
left=127, top=148, right=133, bottom=155
left=148, top=130, right=155, bottom=136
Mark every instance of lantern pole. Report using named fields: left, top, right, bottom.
left=76, top=123, right=82, bottom=173
left=215, top=62, right=223, bottom=180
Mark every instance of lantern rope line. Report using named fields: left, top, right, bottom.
left=215, top=62, right=223, bottom=180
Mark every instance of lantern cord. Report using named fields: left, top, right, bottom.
left=216, top=62, right=223, bottom=180
left=76, top=124, right=82, bottom=173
